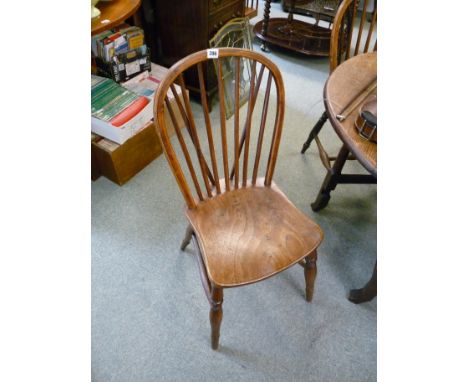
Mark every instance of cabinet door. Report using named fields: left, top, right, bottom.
left=152, top=0, right=208, bottom=67
left=209, top=1, right=244, bottom=37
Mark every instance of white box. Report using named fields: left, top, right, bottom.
left=91, top=99, right=153, bottom=145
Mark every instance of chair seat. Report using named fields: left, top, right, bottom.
left=186, top=180, right=323, bottom=287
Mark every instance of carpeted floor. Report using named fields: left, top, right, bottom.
left=92, top=3, right=376, bottom=381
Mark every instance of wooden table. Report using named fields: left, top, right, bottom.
left=314, top=52, right=377, bottom=303
left=91, top=0, right=141, bottom=35
left=253, top=0, right=335, bottom=56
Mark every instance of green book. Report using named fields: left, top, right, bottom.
left=91, top=75, right=140, bottom=122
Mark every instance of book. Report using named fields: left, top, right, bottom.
left=121, top=63, right=183, bottom=102
left=121, top=71, right=160, bottom=99
left=91, top=75, right=149, bottom=127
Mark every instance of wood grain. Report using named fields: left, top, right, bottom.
left=186, top=179, right=323, bottom=287
left=150, top=0, right=245, bottom=108
left=91, top=0, right=141, bottom=35
left=324, top=52, right=377, bottom=175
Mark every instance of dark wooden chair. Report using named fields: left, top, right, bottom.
left=300, top=0, right=377, bottom=156
left=153, top=48, right=323, bottom=350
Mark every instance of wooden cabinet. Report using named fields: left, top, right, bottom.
left=150, top=0, right=245, bottom=108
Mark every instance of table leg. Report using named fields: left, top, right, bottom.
left=260, top=0, right=272, bottom=52
left=311, top=143, right=349, bottom=211
left=348, top=261, right=377, bottom=304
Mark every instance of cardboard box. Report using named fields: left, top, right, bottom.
left=92, top=121, right=162, bottom=185
left=91, top=133, right=101, bottom=181
left=91, top=92, right=187, bottom=185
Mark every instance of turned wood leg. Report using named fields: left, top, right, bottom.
left=209, top=286, right=223, bottom=350
left=311, top=144, right=349, bottom=211
left=301, top=111, right=328, bottom=154
left=260, top=0, right=272, bottom=52
left=180, top=225, right=194, bottom=251
left=348, top=261, right=377, bottom=304
left=304, top=251, right=317, bottom=302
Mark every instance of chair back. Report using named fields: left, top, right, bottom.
left=154, top=48, right=285, bottom=209
left=330, top=0, right=377, bottom=72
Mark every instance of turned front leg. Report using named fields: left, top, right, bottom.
left=209, top=286, right=223, bottom=350
left=304, top=251, right=317, bottom=302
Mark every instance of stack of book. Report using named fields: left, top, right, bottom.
left=91, top=75, right=153, bottom=144
left=91, top=25, right=150, bottom=83
left=91, top=63, right=190, bottom=185
left=91, top=63, right=188, bottom=145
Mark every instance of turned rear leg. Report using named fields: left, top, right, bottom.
left=180, top=225, right=194, bottom=251
left=304, top=251, right=317, bottom=302
left=301, top=111, right=328, bottom=154
left=209, top=286, right=223, bottom=350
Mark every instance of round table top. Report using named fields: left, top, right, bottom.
left=91, top=0, right=141, bottom=35
left=324, top=52, right=377, bottom=176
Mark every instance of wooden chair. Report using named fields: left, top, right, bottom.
left=153, top=48, right=323, bottom=350
left=300, top=0, right=377, bottom=156
left=244, top=0, right=259, bottom=19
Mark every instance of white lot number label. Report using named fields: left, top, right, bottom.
left=207, top=49, right=219, bottom=59
left=125, top=61, right=140, bottom=76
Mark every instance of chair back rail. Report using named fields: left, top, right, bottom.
left=154, top=48, right=285, bottom=209
left=331, top=0, right=377, bottom=72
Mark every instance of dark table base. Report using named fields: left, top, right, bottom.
left=348, top=262, right=377, bottom=304
left=253, top=18, right=331, bottom=56
left=311, top=145, right=377, bottom=304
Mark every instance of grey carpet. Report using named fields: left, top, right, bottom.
left=92, top=4, right=376, bottom=381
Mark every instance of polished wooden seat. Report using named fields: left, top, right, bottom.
left=154, top=48, right=323, bottom=349
left=187, top=179, right=323, bottom=287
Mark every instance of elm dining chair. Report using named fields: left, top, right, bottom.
left=153, top=48, right=323, bottom=349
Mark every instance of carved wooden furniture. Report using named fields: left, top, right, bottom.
left=282, top=0, right=339, bottom=22
left=153, top=48, right=323, bottom=349
left=91, top=0, right=141, bottom=35
left=301, top=0, right=377, bottom=155
left=151, top=0, right=245, bottom=109
left=253, top=0, right=340, bottom=55
left=313, top=51, right=377, bottom=303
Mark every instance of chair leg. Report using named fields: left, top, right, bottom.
left=180, top=225, right=194, bottom=251
left=304, top=251, right=318, bottom=302
left=301, top=111, right=328, bottom=154
left=209, top=286, right=223, bottom=350
left=311, top=144, right=349, bottom=211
